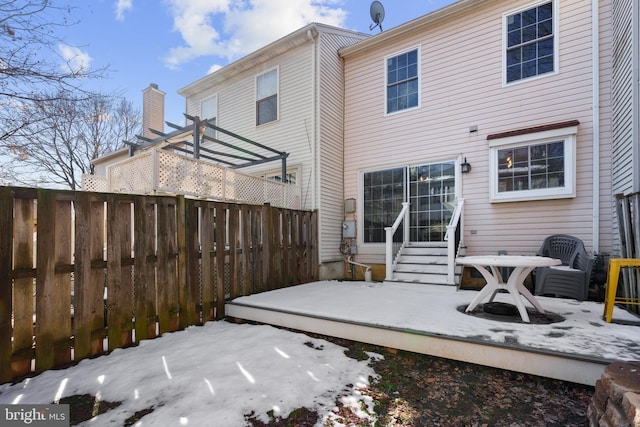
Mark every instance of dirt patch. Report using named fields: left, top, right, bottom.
left=329, top=337, right=592, bottom=426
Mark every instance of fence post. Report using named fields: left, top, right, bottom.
left=0, top=187, right=13, bottom=383
left=215, top=203, right=227, bottom=319
left=74, top=192, right=107, bottom=360
left=134, top=196, right=157, bottom=341
left=311, top=210, right=319, bottom=281
left=156, top=197, right=179, bottom=333
left=177, top=196, right=200, bottom=328
left=262, top=203, right=272, bottom=291
left=240, top=205, right=252, bottom=296
left=228, top=204, right=240, bottom=298
left=201, top=203, right=214, bottom=322
left=11, top=196, right=34, bottom=378
left=35, top=189, right=72, bottom=372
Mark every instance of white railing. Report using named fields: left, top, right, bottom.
left=384, top=199, right=464, bottom=284
left=82, top=149, right=301, bottom=209
left=385, top=202, right=410, bottom=280
left=444, top=198, right=464, bottom=285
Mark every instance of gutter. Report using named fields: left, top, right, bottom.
left=592, top=0, right=600, bottom=254
left=339, top=0, right=481, bottom=58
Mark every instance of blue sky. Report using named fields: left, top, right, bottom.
left=58, top=0, right=457, bottom=130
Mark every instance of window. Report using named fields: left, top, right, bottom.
left=504, top=1, right=556, bottom=84
left=386, top=48, right=419, bottom=114
left=201, top=95, right=217, bottom=139
left=261, top=169, right=297, bottom=185
left=363, top=167, right=406, bottom=243
left=408, top=162, right=455, bottom=242
left=256, top=69, right=278, bottom=125
left=489, top=124, right=577, bottom=202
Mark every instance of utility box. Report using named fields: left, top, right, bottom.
left=342, top=221, right=356, bottom=238
left=344, top=198, right=356, bottom=213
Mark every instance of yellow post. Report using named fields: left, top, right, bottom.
left=603, top=258, right=640, bottom=322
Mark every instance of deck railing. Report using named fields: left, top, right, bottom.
left=385, top=199, right=464, bottom=284
left=0, top=186, right=317, bottom=385
left=385, top=202, right=410, bottom=280
left=82, top=150, right=301, bottom=209
left=444, top=198, right=464, bottom=284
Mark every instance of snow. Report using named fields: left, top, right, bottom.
left=229, top=281, right=640, bottom=362
left=0, top=322, right=381, bottom=426
left=2, top=280, right=640, bottom=426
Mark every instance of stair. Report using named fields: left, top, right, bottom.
left=388, top=243, right=458, bottom=285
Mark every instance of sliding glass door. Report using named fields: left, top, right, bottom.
left=408, top=162, right=456, bottom=242
left=362, top=161, right=456, bottom=244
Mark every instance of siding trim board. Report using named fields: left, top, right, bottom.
left=487, top=120, right=581, bottom=140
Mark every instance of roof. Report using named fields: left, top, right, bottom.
left=339, top=0, right=485, bottom=58
left=178, top=22, right=369, bottom=97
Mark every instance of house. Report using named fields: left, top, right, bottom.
left=611, top=0, right=639, bottom=197
left=84, top=84, right=167, bottom=189
left=610, top=0, right=640, bottom=260
left=88, top=0, right=635, bottom=287
left=177, top=23, right=369, bottom=280
left=338, top=0, right=616, bottom=283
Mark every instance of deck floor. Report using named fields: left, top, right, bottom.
left=226, top=280, right=640, bottom=386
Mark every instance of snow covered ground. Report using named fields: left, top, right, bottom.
left=0, top=322, right=381, bottom=426
left=2, top=280, right=639, bottom=426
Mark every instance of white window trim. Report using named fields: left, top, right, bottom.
left=488, top=124, right=577, bottom=202
left=383, top=45, right=421, bottom=116
left=357, top=157, right=460, bottom=249
left=260, top=165, right=300, bottom=185
left=200, top=95, right=218, bottom=141
left=255, top=66, right=280, bottom=126
left=501, top=0, right=559, bottom=87
left=200, top=95, right=218, bottom=121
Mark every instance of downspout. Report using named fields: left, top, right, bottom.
left=591, top=0, right=600, bottom=254
left=307, top=28, right=320, bottom=262
left=307, top=28, right=318, bottom=212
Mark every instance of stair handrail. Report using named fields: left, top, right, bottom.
left=385, top=202, right=410, bottom=280
left=444, top=198, right=464, bottom=285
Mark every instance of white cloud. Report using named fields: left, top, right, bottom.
left=58, top=44, right=92, bottom=75
left=164, top=0, right=347, bottom=69
left=207, top=64, right=223, bottom=74
left=115, top=0, right=133, bottom=21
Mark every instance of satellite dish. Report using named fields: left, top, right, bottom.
left=369, top=1, right=385, bottom=32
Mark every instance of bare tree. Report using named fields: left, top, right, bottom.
left=0, top=1, right=140, bottom=189
left=0, top=0, right=107, bottom=141
left=1, top=91, right=141, bottom=189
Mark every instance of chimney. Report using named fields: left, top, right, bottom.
left=142, top=83, right=165, bottom=139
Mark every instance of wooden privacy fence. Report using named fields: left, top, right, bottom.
left=0, top=186, right=318, bottom=384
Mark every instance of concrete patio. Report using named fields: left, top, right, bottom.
left=226, top=280, right=640, bottom=386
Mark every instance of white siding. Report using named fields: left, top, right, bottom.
left=343, top=0, right=612, bottom=263
left=611, top=0, right=635, bottom=195
left=317, top=33, right=356, bottom=263
left=610, top=0, right=636, bottom=256
left=186, top=43, right=315, bottom=209
left=182, top=25, right=367, bottom=267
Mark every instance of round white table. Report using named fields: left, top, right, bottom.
left=456, top=255, right=562, bottom=323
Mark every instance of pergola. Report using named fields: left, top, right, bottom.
left=124, top=114, right=290, bottom=182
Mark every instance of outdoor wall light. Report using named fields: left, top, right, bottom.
left=461, top=158, right=472, bottom=174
